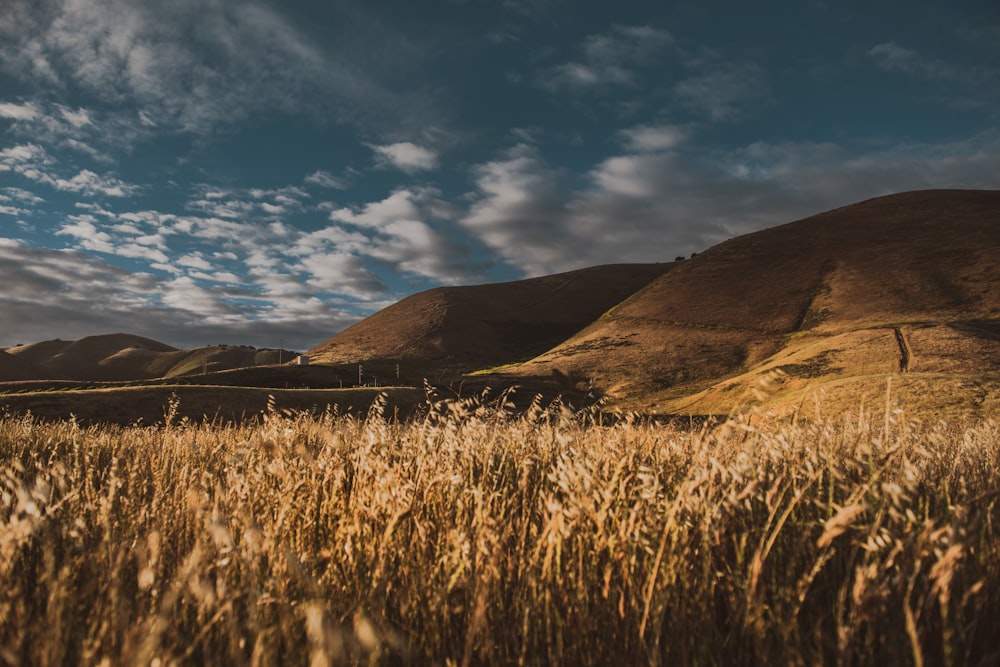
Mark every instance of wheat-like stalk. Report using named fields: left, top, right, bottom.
left=0, top=402, right=997, bottom=665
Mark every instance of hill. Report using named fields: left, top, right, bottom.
left=4, top=189, right=997, bottom=420
left=307, top=263, right=673, bottom=375
left=3, top=334, right=299, bottom=382
left=499, top=189, right=1000, bottom=417
left=0, top=348, right=50, bottom=381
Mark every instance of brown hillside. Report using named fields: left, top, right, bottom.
left=6, top=334, right=177, bottom=380
left=505, top=190, right=1000, bottom=414
left=0, top=349, right=51, bottom=381
left=307, top=263, right=673, bottom=371
left=4, top=335, right=298, bottom=382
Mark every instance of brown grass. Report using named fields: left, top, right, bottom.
left=2, top=393, right=999, bottom=665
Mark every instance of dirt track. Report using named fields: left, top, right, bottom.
left=893, top=327, right=912, bottom=372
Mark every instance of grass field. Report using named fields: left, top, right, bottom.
left=2, top=392, right=999, bottom=665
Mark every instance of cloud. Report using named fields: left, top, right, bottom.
left=460, top=144, right=577, bottom=274
left=35, top=183, right=476, bottom=343
left=57, top=214, right=168, bottom=262
left=305, top=170, right=350, bottom=190
left=57, top=105, right=94, bottom=128
left=673, top=62, right=769, bottom=121
left=0, top=101, right=39, bottom=120
left=869, top=42, right=950, bottom=79
left=54, top=169, right=139, bottom=198
left=0, top=98, right=138, bottom=158
left=459, top=131, right=1000, bottom=276
left=0, top=205, right=30, bottom=217
left=619, top=124, right=687, bottom=152
left=867, top=41, right=999, bottom=110
left=0, top=187, right=44, bottom=205
left=538, top=24, right=672, bottom=91
left=0, top=143, right=62, bottom=186
left=304, top=188, right=474, bottom=288
left=0, top=143, right=52, bottom=173
left=369, top=142, right=439, bottom=173
left=0, top=232, right=360, bottom=349
left=0, top=0, right=398, bottom=136
left=187, top=185, right=309, bottom=219
left=0, top=143, right=137, bottom=196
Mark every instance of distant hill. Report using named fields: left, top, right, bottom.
left=3, top=333, right=299, bottom=382
left=0, top=348, right=50, bottom=381
left=307, top=263, right=673, bottom=372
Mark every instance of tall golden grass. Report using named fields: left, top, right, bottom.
left=1, top=392, right=998, bottom=665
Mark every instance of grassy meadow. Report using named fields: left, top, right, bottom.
left=2, top=392, right=999, bottom=666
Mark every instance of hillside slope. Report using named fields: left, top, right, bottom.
left=504, top=190, right=1000, bottom=415
left=0, top=349, right=50, bottom=381
left=307, top=263, right=673, bottom=372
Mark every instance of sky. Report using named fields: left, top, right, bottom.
left=1, top=0, right=998, bottom=351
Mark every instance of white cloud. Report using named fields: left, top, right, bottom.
left=297, top=252, right=386, bottom=298
left=160, top=276, right=239, bottom=321
left=0, top=98, right=140, bottom=157
left=0, top=101, right=39, bottom=120
left=187, top=185, right=308, bottom=219
left=58, top=105, right=93, bottom=128
left=619, top=124, right=687, bottom=152
left=1, top=187, right=44, bottom=205
left=0, top=205, right=30, bottom=217
left=54, top=169, right=139, bottom=198
left=369, top=142, right=439, bottom=173
left=305, top=170, right=350, bottom=190
left=329, top=190, right=422, bottom=229
left=461, top=144, right=576, bottom=273
left=177, top=253, right=215, bottom=271
left=0, top=143, right=51, bottom=173
left=0, top=0, right=404, bottom=136
left=0, top=143, right=136, bottom=197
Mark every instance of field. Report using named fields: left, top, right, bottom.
left=2, top=392, right=999, bottom=666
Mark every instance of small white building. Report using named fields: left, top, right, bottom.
left=295, top=355, right=310, bottom=366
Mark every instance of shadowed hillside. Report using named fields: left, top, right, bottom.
left=0, top=349, right=50, bottom=381
left=307, top=263, right=673, bottom=372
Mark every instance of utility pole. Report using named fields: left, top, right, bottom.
left=358, top=364, right=363, bottom=386
left=279, top=338, right=283, bottom=365
left=396, top=363, right=400, bottom=382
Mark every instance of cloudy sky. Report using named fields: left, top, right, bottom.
left=1, top=0, right=998, bottom=350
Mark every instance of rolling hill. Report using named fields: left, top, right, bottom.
left=498, top=189, right=1000, bottom=417
left=3, top=189, right=997, bottom=421
left=0, top=348, right=50, bottom=381
left=3, top=333, right=299, bottom=382
left=307, top=263, right=673, bottom=373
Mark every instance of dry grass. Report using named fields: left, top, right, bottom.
left=1, top=392, right=999, bottom=665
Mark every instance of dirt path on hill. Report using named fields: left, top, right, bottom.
left=893, top=327, right=911, bottom=372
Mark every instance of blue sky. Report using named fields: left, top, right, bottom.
left=1, top=0, right=998, bottom=350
